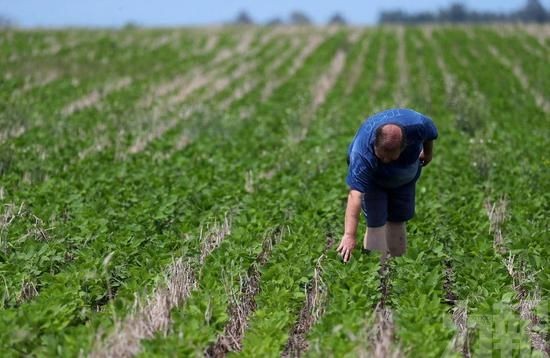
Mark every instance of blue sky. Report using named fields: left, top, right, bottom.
left=1, top=0, right=548, bottom=27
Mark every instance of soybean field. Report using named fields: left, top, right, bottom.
left=0, top=25, right=549, bottom=357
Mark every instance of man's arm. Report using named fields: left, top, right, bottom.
left=337, top=189, right=362, bottom=262
left=344, top=189, right=362, bottom=237
left=420, top=140, right=434, bottom=166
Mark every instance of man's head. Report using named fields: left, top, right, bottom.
left=374, top=124, right=406, bottom=163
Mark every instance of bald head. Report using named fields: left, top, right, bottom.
left=375, top=124, right=404, bottom=151
left=374, top=124, right=405, bottom=163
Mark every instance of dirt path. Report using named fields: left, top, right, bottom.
left=372, top=41, right=387, bottom=95
left=484, top=198, right=549, bottom=357
left=488, top=45, right=549, bottom=113
left=281, top=237, right=334, bottom=357
left=411, top=34, right=431, bottom=103
left=61, top=77, right=133, bottom=117
left=205, top=229, right=284, bottom=357
left=82, top=33, right=266, bottom=160
left=394, top=26, right=409, bottom=108
left=443, top=259, right=472, bottom=357
left=521, top=24, right=550, bottom=47
left=312, top=49, right=347, bottom=111
left=365, top=262, right=403, bottom=358
left=261, top=35, right=325, bottom=101
left=345, top=35, right=371, bottom=95
left=91, top=219, right=232, bottom=358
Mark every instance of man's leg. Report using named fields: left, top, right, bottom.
left=386, top=221, right=407, bottom=256
left=360, top=187, right=388, bottom=254
left=363, top=225, right=387, bottom=252
left=364, top=225, right=390, bottom=264
left=386, top=174, right=417, bottom=257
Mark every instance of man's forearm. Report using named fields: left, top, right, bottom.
left=344, top=190, right=362, bottom=237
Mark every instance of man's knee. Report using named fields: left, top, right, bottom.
left=386, top=221, right=407, bottom=256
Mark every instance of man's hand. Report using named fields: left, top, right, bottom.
left=419, top=149, right=432, bottom=166
left=337, top=234, right=356, bottom=263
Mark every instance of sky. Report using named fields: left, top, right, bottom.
left=1, top=0, right=549, bottom=27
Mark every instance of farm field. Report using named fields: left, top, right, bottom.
left=0, top=24, right=549, bottom=357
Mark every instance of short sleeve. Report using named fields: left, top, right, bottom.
left=422, top=116, right=438, bottom=141
left=346, top=152, right=372, bottom=193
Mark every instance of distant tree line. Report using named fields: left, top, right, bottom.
left=233, top=10, right=349, bottom=26
left=379, top=0, right=548, bottom=24
left=0, top=14, right=16, bottom=28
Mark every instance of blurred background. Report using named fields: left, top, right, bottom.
left=1, top=0, right=549, bottom=28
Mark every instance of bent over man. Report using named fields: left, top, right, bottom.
left=337, top=108, right=438, bottom=263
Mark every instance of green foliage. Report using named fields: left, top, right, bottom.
left=0, top=26, right=548, bottom=357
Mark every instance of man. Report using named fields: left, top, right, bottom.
left=337, top=108, right=438, bottom=263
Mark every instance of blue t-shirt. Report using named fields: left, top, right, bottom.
left=346, top=108, right=438, bottom=192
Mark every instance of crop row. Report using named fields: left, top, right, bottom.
left=0, top=28, right=304, bottom=311
left=0, top=29, right=344, bottom=356
left=0, top=26, right=548, bottom=357
left=431, top=27, right=547, bottom=356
